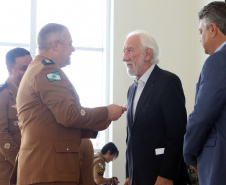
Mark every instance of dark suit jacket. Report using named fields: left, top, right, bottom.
left=183, top=44, right=226, bottom=185
left=126, top=65, right=187, bottom=185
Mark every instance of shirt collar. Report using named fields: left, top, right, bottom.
left=134, top=64, right=155, bottom=84
left=215, top=41, right=226, bottom=53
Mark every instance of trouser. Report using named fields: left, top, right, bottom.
left=132, top=178, right=136, bottom=185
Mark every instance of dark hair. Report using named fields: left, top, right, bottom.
left=101, top=142, right=119, bottom=158
left=198, top=1, right=226, bottom=35
left=6, top=48, right=30, bottom=67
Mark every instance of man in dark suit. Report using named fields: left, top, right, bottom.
left=183, top=2, right=226, bottom=185
left=123, top=30, right=188, bottom=185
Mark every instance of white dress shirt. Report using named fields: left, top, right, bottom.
left=133, top=64, right=155, bottom=119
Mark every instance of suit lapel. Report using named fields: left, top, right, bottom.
left=127, top=82, right=137, bottom=129
left=133, top=65, right=160, bottom=125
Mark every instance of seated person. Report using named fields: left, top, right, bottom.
left=93, top=142, right=119, bottom=185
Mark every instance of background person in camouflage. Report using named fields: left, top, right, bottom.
left=93, top=142, right=119, bottom=185
left=186, top=164, right=198, bottom=185
left=0, top=48, right=32, bottom=185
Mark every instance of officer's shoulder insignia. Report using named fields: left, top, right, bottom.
left=98, top=169, right=104, bottom=176
left=46, top=71, right=62, bottom=82
left=98, top=163, right=104, bottom=168
left=4, top=143, right=10, bottom=149
left=42, top=59, right=55, bottom=65
left=80, top=109, right=86, bottom=116
left=0, top=82, right=8, bottom=92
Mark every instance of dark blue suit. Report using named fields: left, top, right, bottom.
left=126, top=65, right=187, bottom=185
left=183, top=44, right=226, bottom=185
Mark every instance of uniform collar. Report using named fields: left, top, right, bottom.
left=96, top=152, right=106, bottom=161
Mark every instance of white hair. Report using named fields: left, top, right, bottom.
left=126, top=30, right=159, bottom=64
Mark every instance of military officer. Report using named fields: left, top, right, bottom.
left=0, top=48, right=32, bottom=185
left=93, top=142, right=119, bottom=185
left=13, top=23, right=126, bottom=185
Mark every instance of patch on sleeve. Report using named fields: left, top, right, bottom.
left=98, top=163, right=104, bottom=168
left=42, top=59, right=55, bottom=65
left=98, top=169, right=104, bottom=176
left=80, top=109, right=86, bottom=116
left=46, top=71, right=62, bottom=82
left=0, top=82, right=8, bottom=92
left=4, top=143, right=10, bottom=149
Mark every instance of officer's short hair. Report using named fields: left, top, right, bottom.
left=37, top=23, right=68, bottom=51
left=101, top=142, right=119, bottom=158
left=6, top=48, right=30, bottom=67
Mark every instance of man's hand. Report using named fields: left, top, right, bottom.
left=192, top=163, right=197, bottom=173
left=124, top=178, right=129, bottom=185
left=107, top=104, right=127, bottom=121
left=112, top=177, right=120, bottom=185
left=154, top=176, right=173, bottom=185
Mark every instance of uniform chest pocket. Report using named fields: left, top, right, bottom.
left=53, top=141, right=80, bottom=174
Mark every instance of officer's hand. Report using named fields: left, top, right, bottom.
left=107, top=104, right=127, bottom=121
left=112, top=177, right=120, bottom=185
left=124, top=178, right=129, bottom=185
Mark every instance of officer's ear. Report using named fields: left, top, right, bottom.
left=51, top=40, right=61, bottom=51
left=106, top=150, right=111, bottom=155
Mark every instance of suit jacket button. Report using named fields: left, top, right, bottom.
left=67, top=148, right=69, bottom=151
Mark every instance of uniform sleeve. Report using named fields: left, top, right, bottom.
left=158, top=75, right=187, bottom=180
left=93, top=158, right=105, bottom=179
left=184, top=52, right=226, bottom=165
left=0, top=91, right=20, bottom=165
left=34, top=66, right=109, bottom=131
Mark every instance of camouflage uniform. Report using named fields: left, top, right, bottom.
left=186, top=164, right=199, bottom=185
left=0, top=80, right=21, bottom=185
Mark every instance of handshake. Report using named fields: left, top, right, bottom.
left=107, top=104, right=127, bottom=121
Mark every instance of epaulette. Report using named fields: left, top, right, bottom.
left=42, top=59, right=55, bottom=65
left=0, top=82, right=8, bottom=92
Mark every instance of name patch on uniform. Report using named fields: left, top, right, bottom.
left=98, top=163, right=104, bottom=168
left=46, top=72, right=62, bottom=82
left=42, top=59, right=55, bottom=65
left=98, top=169, right=104, bottom=176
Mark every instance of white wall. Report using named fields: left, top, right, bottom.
left=110, top=0, right=215, bottom=182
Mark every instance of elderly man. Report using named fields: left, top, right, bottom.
left=0, top=48, right=32, bottom=185
left=123, top=30, right=188, bottom=185
left=13, top=23, right=126, bottom=185
left=183, top=2, right=226, bottom=185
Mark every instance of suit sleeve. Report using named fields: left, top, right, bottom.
left=0, top=91, right=20, bottom=165
left=159, top=75, right=187, bottom=180
left=183, top=52, right=226, bottom=166
left=34, top=65, right=109, bottom=131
